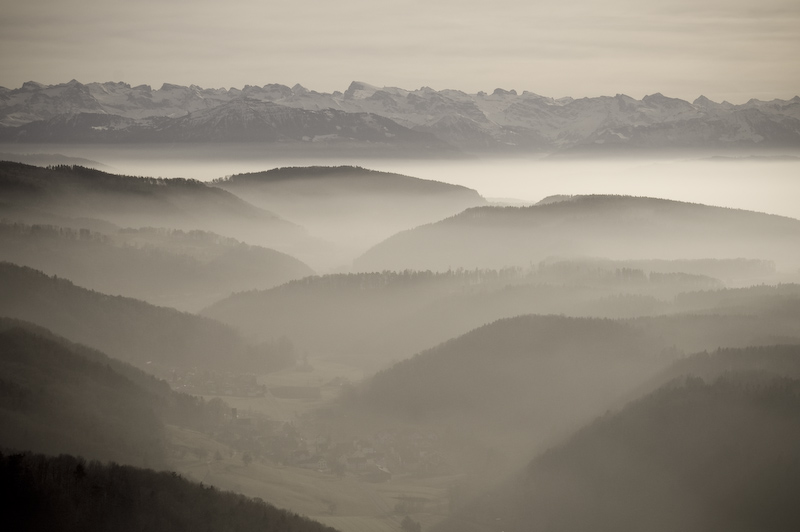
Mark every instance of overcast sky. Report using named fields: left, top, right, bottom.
left=1, top=0, right=798, bottom=103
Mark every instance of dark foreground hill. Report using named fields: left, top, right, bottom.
left=0, top=320, right=237, bottom=465
left=437, top=355, right=800, bottom=532
left=0, top=324, right=166, bottom=467
left=0, top=263, right=294, bottom=374
left=0, top=222, right=313, bottom=311
left=0, top=452, right=339, bottom=532
left=214, top=166, right=486, bottom=253
left=354, top=195, right=800, bottom=272
left=336, top=304, right=800, bottom=476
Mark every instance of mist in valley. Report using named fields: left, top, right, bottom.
left=2, top=142, right=800, bottom=532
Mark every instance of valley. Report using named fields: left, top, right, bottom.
left=1, top=156, right=800, bottom=532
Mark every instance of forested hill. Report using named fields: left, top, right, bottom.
left=0, top=452, right=340, bottom=532
left=0, top=222, right=314, bottom=311
left=213, top=166, right=487, bottom=254
left=354, top=195, right=800, bottom=272
left=352, top=315, right=670, bottom=455
left=437, top=359, right=800, bottom=532
left=216, top=165, right=483, bottom=197
left=0, top=162, right=323, bottom=261
left=0, top=323, right=168, bottom=467
left=202, top=266, right=789, bottom=367
left=0, top=262, right=295, bottom=374
left=0, top=161, right=286, bottom=225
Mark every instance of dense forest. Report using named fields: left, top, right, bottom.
left=437, top=366, right=800, bottom=532
left=0, top=263, right=295, bottom=374
left=0, top=452, right=338, bottom=532
left=203, top=266, right=796, bottom=367
left=0, top=222, right=313, bottom=310
left=0, top=162, right=332, bottom=267
left=0, top=321, right=243, bottom=468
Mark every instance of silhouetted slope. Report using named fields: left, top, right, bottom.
left=630, top=345, right=800, bottom=403
left=354, top=195, right=800, bottom=271
left=203, top=268, right=793, bottom=366
left=0, top=161, right=282, bottom=224
left=0, top=222, right=314, bottom=310
left=0, top=325, right=165, bottom=466
left=214, top=166, right=486, bottom=253
left=437, top=367, right=800, bottom=532
left=0, top=161, right=326, bottom=261
left=216, top=165, right=483, bottom=200
left=357, top=315, right=667, bottom=437
left=0, top=452, right=340, bottom=532
left=0, top=263, right=294, bottom=374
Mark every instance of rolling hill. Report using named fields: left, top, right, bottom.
left=436, top=348, right=800, bottom=532
left=0, top=263, right=295, bottom=374
left=213, top=166, right=486, bottom=253
left=1, top=451, right=339, bottom=532
left=0, top=222, right=313, bottom=310
left=0, top=161, right=334, bottom=265
left=203, top=264, right=789, bottom=367
left=0, top=323, right=166, bottom=467
left=354, top=195, right=800, bottom=272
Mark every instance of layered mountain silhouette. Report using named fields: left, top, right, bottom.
left=0, top=161, right=338, bottom=266
left=0, top=222, right=313, bottom=311
left=213, top=166, right=486, bottom=252
left=436, top=346, right=800, bottom=532
left=0, top=263, right=295, bottom=374
left=2, top=80, right=798, bottom=154
left=354, top=195, right=800, bottom=272
left=205, top=265, right=788, bottom=366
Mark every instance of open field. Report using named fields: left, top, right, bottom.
left=166, top=424, right=458, bottom=532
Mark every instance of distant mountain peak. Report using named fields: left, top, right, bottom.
left=20, top=81, right=45, bottom=91
left=159, top=82, right=187, bottom=91
left=3, top=80, right=799, bottom=154
left=344, top=81, right=379, bottom=100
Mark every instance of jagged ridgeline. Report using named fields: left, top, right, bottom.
left=1, top=80, right=799, bottom=154
left=0, top=452, right=339, bottom=532
left=0, top=263, right=295, bottom=374
left=354, top=196, right=800, bottom=272
left=436, top=346, right=800, bottom=532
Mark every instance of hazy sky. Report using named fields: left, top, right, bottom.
left=1, top=0, right=798, bottom=103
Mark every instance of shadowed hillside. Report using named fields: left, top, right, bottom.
left=0, top=161, right=337, bottom=267
left=0, top=263, right=295, bottom=374
left=0, top=325, right=166, bottom=467
left=0, top=222, right=313, bottom=310
left=203, top=266, right=794, bottom=368
left=354, top=195, right=800, bottom=272
left=0, top=451, right=339, bottom=532
left=436, top=360, right=800, bottom=532
left=214, top=166, right=486, bottom=254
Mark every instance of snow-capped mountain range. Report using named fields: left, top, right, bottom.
left=1, top=80, right=799, bottom=154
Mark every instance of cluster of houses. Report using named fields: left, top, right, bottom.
left=290, top=428, right=446, bottom=481
left=170, top=370, right=266, bottom=397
